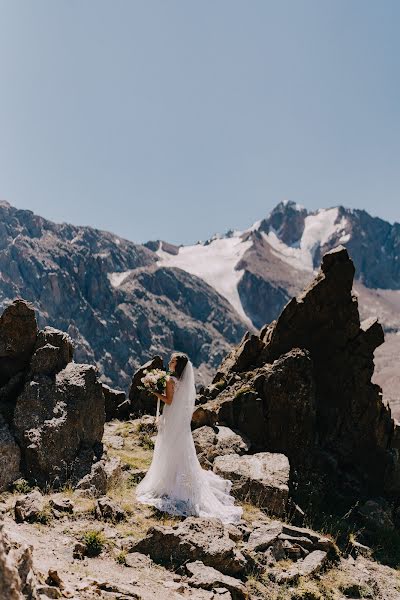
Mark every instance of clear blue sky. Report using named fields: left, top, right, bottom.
left=0, top=1, right=399, bottom=245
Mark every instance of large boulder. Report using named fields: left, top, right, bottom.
left=0, top=299, right=38, bottom=387
left=213, top=453, right=290, bottom=516
left=196, top=247, right=398, bottom=497
left=0, top=522, right=38, bottom=599
left=130, top=517, right=248, bottom=576
left=193, top=348, right=315, bottom=462
left=192, top=425, right=251, bottom=468
left=0, top=416, right=20, bottom=491
left=128, top=355, right=164, bottom=418
left=29, top=326, right=74, bottom=376
left=185, top=561, right=248, bottom=600
left=102, top=383, right=127, bottom=421
left=13, top=362, right=105, bottom=487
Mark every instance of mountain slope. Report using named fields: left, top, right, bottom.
left=0, top=198, right=398, bottom=400
left=0, top=201, right=247, bottom=390
left=149, top=200, right=400, bottom=332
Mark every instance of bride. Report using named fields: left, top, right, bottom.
left=135, top=352, right=243, bottom=524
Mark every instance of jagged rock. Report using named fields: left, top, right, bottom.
left=193, top=349, right=316, bottom=458
left=128, top=356, right=164, bottom=418
left=102, top=384, right=126, bottom=421
left=213, top=453, right=289, bottom=516
left=130, top=517, right=248, bottom=576
left=0, top=415, right=20, bottom=491
left=94, top=496, right=126, bottom=522
left=29, top=327, right=74, bottom=376
left=270, top=549, right=328, bottom=584
left=212, top=332, right=265, bottom=384
left=13, top=362, right=105, bottom=487
left=357, top=498, right=395, bottom=530
left=49, top=497, right=74, bottom=515
left=185, top=560, right=248, bottom=600
left=0, top=299, right=38, bottom=386
left=246, top=521, right=283, bottom=552
left=0, top=522, right=39, bottom=599
left=14, top=490, right=46, bottom=523
left=193, top=425, right=251, bottom=467
left=76, top=456, right=123, bottom=497
left=196, top=247, right=399, bottom=497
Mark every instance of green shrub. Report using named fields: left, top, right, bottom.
left=82, top=530, right=106, bottom=557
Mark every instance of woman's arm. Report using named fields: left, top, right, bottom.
left=153, top=378, right=175, bottom=405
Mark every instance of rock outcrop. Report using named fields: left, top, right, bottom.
left=0, top=521, right=39, bottom=599
left=193, top=247, right=399, bottom=499
left=0, top=298, right=107, bottom=489
left=213, top=453, right=290, bottom=516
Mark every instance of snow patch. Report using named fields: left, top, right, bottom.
left=156, top=236, right=253, bottom=328
left=108, top=271, right=132, bottom=287
left=262, top=208, right=349, bottom=271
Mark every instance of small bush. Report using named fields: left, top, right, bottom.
left=82, top=530, right=106, bottom=557
left=12, top=479, right=32, bottom=494
left=35, top=506, right=53, bottom=524
left=115, top=550, right=127, bottom=565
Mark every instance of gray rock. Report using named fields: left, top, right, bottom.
left=14, top=490, right=45, bottom=523
left=0, top=416, right=20, bottom=491
left=271, top=549, right=328, bottom=584
left=95, top=496, right=126, bottom=522
left=193, top=425, right=250, bottom=467
left=13, top=362, right=105, bottom=487
left=76, top=456, right=123, bottom=498
left=49, top=497, right=74, bottom=514
left=29, top=326, right=73, bottom=376
left=102, top=383, right=126, bottom=421
left=0, top=299, right=38, bottom=385
left=186, top=560, right=248, bottom=600
left=0, top=522, right=39, bottom=600
left=130, top=516, right=248, bottom=576
left=213, top=452, right=289, bottom=516
left=246, top=521, right=283, bottom=552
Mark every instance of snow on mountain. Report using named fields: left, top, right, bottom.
left=156, top=234, right=254, bottom=328
left=260, top=207, right=349, bottom=271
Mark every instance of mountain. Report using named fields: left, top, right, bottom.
left=0, top=200, right=247, bottom=390
left=149, top=200, right=400, bottom=332
left=0, top=198, right=398, bottom=405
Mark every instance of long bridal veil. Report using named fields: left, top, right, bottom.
left=135, top=359, right=243, bottom=524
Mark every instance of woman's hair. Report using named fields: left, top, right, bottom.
left=171, top=352, right=189, bottom=379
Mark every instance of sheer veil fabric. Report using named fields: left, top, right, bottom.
left=135, top=360, right=243, bottom=524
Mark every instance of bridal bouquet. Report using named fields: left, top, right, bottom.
left=137, top=368, right=171, bottom=426
left=138, top=368, right=170, bottom=394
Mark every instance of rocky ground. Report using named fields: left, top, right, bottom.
left=2, top=418, right=400, bottom=600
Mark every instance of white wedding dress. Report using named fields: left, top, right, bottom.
left=135, top=360, right=243, bottom=524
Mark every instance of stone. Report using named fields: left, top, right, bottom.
left=0, top=299, right=38, bottom=386
left=271, top=549, right=328, bottom=584
left=94, top=496, right=126, bottom=522
left=102, top=383, right=126, bottom=421
left=128, top=356, right=164, bottom=418
left=0, top=522, right=39, bottom=599
left=357, top=498, right=395, bottom=530
left=195, top=246, right=399, bottom=499
left=76, top=456, right=123, bottom=497
left=193, top=425, right=251, bottom=467
left=49, top=497, right=74, bottom=514
left=29, top=326, right=74, bottom=377
left=14, top=490, right=45, bottom=523
left=213, top=452, right=289, bottom=516
left=130, top=517, right=248, bottom=576
left=14, top=362, right=105, bottom=487
left=0, top=415, right=20, bottom=491
left=246, top=521, right=283, bottom=552
left=185, top=560, right=248, bottom=600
